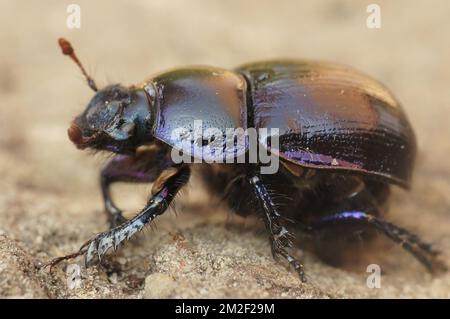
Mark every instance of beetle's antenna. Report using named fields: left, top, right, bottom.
left=58, top=38, right=98, bottom=92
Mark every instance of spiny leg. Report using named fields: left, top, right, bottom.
left=248, top=174, right=306, bottom=282
left=101, top=145, right=172, bottom=228
left=310, top=211, right=446, bottom=272
left=47, top=165, right=190, bottom=268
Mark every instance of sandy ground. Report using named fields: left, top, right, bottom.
left=0, top=0, right=449, bottom=298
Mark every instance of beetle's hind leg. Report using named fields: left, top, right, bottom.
left=310, top=211, right=446, bottom=272
left=248, top=174, right=306, bottom=282
left=100, top=145, right=172, bottom=228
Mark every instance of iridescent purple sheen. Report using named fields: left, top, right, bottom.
left=283, top=149, right=361, bottom=169
left=317, top=211, right=368, bottom=223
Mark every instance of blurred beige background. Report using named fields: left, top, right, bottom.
left=0, top=0, right=449, bottom=298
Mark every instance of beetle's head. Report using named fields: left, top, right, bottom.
left=59, top=38, right=153, bottom=154
left=68, top=85, right=152, bottom=154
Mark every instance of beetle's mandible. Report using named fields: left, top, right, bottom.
left=48, top=38, right=446, bottom=282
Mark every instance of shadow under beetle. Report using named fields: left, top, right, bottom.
left=49, top=38, right=446, bottom=282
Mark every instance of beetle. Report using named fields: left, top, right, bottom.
left=49, top=38, right=445, bottom=282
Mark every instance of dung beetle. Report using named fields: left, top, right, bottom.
left=49, top=38, right=445, bottom=282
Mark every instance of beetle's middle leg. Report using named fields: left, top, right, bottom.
left=248, top=173, right=306, bottom=282
left=101, top=145, right=172, bottom=228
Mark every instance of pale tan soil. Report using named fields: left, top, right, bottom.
left=0, top=0, right=449, bottom=298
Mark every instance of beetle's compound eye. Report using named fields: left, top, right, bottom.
left=84, top=85, right=131, bottom=131
left=86, top=99, right=121, bottom=130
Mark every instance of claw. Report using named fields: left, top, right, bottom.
left=97, top=234, right=114, bottom=257
left=113, top=235, right=120, bottom=251
left=85, top=240, right=98, bottom=267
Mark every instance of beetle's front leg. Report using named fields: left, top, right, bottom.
left=48, top=165, right=190, bottom=268
left=248, top=174, right=306, bottom=282
left=101, top=146, right=172, bottom=228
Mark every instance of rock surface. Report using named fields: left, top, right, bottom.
left=0, top=0, right=449, bottom=298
